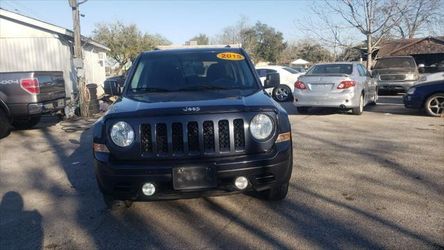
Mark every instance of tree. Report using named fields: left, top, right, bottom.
left=281, top=40, right=334, bottom=64
left=241, top=22, right=287, bottom=63
left=394, top=0, right=442, bottom=38
left=92, top=21, right=170, bottom=72
left=216, top=16, right=250, bottom=45
left=188, top=33, right=209, bottom=45
left=309, top=0, right=407, bottom=69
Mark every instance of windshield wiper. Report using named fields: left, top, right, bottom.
left=130, top=87, right=171, bottom=93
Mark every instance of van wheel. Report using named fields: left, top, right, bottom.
left=13, top=116, right=41, bottom=129
left=0, top=109, right=11, bottom=139
left=352, top=95, right=364, bottom=115
left=259, top=181, right=289, bottom=201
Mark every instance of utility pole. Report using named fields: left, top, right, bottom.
left=68, top=0, right=89, bottom=117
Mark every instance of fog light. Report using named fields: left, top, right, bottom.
left=234, top=176, right=248, bottom=190
left=142, top=183, right=156, bottom=196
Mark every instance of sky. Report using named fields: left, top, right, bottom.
left=0, top=0, right=320, bottom=44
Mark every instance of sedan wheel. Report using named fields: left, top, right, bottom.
left=273, top=85, right=291, bottom=102
left=352, top=94, right=364, bottom=115
left=425, top=93, right=444, bottom=117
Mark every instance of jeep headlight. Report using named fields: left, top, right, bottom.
left=250, top=114, right=274, bottom=140
left=110, top=121, right=135, bottom=147
left=407, top=87, right=416, bottom=95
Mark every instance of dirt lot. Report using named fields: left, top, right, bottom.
left=1, top=96, right=443, bottom=249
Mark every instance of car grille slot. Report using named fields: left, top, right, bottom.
left=141, top=118, right=245, bottom=157
left=156, top=123, right=168, bottom=154
left=203, top=121, right=215, bottom=152
left=172, top=122, right=184, bottom=153
left=218, top=120, right=230, bottom=152
left=141, top=124, right=153, bottom=153
left=380, top=74, right=406, bottom=81
left=187, top=122, right=200, bottom=153
left=233, top=119, right=245, bottom=150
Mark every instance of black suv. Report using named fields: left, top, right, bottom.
left=93, top=48, right=293, bottom=208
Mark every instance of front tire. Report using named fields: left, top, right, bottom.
left=259, top=181, right=289, bottom=201
left=352, top=94, right=364, bottom=115
left=0, top=109, right=11, bottom=139
left=273, top=85, right=292, bottom=102
left=425, top=93, right=444, bottom=117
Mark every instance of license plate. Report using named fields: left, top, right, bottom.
left=172, top=166, right=217, bottom=190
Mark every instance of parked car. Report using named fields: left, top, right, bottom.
left=403, top=79, right=444, bottom=117
left=93, top=48, right=293, bottom=209
left=373, top=56, right=419, bottom=93
left=256, top=65, right=304, bottom=102
left=0, top=71, right=66, bottom=138
left=293, top=62, right=377, bottom=115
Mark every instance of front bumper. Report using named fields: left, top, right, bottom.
left=293, top=89, right=360, bottom=108
left=94, top=141, right=293, bottom=201
left=403, top=93, right=423, bottom=109
left=378, top=81, right=416, bottom=92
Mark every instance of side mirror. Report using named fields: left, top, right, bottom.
left=264, top=72, right=280, bottom=88
left=104, top=80, right=122, bottom=96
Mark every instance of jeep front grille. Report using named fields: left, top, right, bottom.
left=140, top=119, right=246, bottom=157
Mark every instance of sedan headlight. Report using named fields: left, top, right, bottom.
left=250, top=114, right=274, bottom=140
left=407, top=87, right=416, bottom=95
left=110, top=121, right=135, bottom=147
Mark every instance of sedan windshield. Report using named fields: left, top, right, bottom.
left=306, top=64, right=353, bottom=75
left=128, top=51, right=258, bottom=93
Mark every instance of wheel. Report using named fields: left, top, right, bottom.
left=259, top=181, right=289, bottom=201
left=102, top=193, right=125, bottom=210
left=273, top=85, right=292, bottom=102
left=297, top=107, right=310, bottom=114
left=13, top=116, right=41, bottom=129
left=352, top=94, right=364, bottom=115
left=0, top=109, right=11, bottom=139
left=424, top=93, right=444, bottom=117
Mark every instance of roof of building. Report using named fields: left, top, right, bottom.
left=0, top=8, right=109, bottom=51
left=377, top=36, right=444, bottom=57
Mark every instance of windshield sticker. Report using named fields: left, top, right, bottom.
left=217, top=52, right=245, bottom=61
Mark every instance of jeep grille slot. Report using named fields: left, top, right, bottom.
left=172, top=122, right=184, bottom=153
left=140, top=118, right=246, bottom=157
left=156, top=123, right=168, bottom=154
left=141, top=124, right=153, bottom=153
left=188, top=122, right=200, bottom=153
left=233, top=119, right=245, bottom=150
left=218, top=120, right=230, bottom=152
left=203, top=121, right=215, bottom=152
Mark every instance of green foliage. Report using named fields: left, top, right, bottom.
left=241, top=22, right=287, bottom=63
left=189, top=33, right=209, bottom=45
left=92, top=21, right=170, bottom=70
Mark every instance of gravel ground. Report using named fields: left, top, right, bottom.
left=0, top=96, right=443, bottom=249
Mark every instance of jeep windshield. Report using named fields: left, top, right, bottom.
left=127, top=51, right=259, bottom=94
left=374, top=58, right=416, bottom=69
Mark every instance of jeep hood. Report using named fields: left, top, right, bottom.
left=105, top=90, right=278, bottom=118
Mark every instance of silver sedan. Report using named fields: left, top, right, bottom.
left=293, top=62, right=378, bottom=115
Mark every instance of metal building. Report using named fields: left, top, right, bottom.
left=0, top=8, right=109, bottom=99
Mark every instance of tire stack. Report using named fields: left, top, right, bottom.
left=86, top=83, right=100, bottom=115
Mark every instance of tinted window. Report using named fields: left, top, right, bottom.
left=374, top=58, right=416, bottom=69
left=256, top=69, right=268, bottom=77
left=307, top=64, right=353, bottom=75
left=129, top=51, right=258, bottom=92
left=357, top=64, right=366, bottom=76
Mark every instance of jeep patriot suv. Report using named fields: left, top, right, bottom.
left=93, top=48, right=293, bottom=209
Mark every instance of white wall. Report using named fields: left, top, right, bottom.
left=0, top=17, right=107, bottom=99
